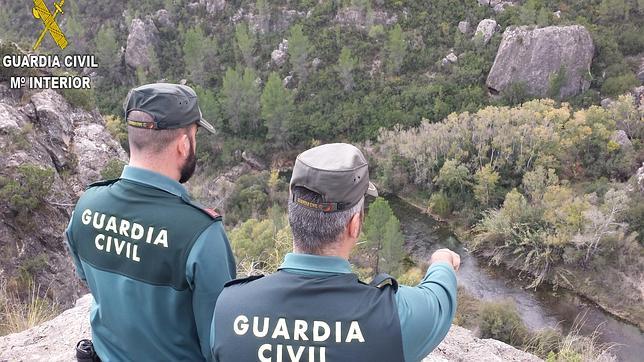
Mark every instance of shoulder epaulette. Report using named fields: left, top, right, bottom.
left=224, top=274, right=264, bottom=287
left=86, top=178, right=119, bottom=189
left=180, top=195, right=223, bottom=221
left=369, top=273, right=399, bottom=292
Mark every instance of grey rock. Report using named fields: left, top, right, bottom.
left=601, top=98, right=613, bottom=108
left=199, top=0, right=225, bottom=14
left=638, top=56, right=644, bottom=82
left=0, top=296, right=542, bottom=362
left=442, top=52, right=458, bottom=66
left=486, top=25, right=594, bottom=99
left=611, top=130, right=632, bottom=148
left=283, top=75, right=295, bottom=89
left=458, top=21, right=470, bottom=34
left=478, top=0, right=504, bottom=5
left=241, top=151, right=266, bottom=170
left=273, top=9, right=306, bottom=33
left=637, top=163, right=644, bottom=194
left=271, top=39, right=289, bottom=67
left=124, top=18, right=159, bottom=70
left=0, top=86, right=127, bottom=309
left=632, top=86, right=644, bottom=108
left=153, top=9, right=173, bottom=28
left=493, top=2, right=514, bottom=13
left=474, top=19, right=497, bottom=44
left=334, top=6, right=397, bottom=29
left=423, top=325, right=542, bottom=361
left=370, top=58, right=382, bottom=78
left=312, top=57, right=322, bottom=70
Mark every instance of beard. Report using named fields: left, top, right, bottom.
left=179, top=137, right=196, bottom=184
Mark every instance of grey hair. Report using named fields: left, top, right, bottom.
left=288, top=186, right=364, bottom=254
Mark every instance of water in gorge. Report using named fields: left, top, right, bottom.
left=386, top=196, right=644, bottom=361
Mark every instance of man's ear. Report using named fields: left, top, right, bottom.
left=177, top=133, right=190, bottom=157
left=348, top=212, right=362, bottom=239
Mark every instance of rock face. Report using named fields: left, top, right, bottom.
left=124, top=18, right=159, bottom=70
left=475, top=19, right=497, bottom=44
left=458, top=21, right=470, bottom=34
left=637, top=163, right=644, bottom=194
left=271, top=39, right=289, bottom=67
left=199, top=0, right=226, bottom=14
left=0, top=84, right=127, bottom=307
left=334, top=6, right=398, bottom=28
left=486, top=25, right=594, bottom=99
left=0, top=295, right=542, bottom=362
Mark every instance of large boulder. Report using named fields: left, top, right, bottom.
left=124, top=18, right=159, bottom=70
left=486, top=25, right=594, bottom=99
left=474, top=19, right=497, bottom=44
left=0, top=295, right=542, bottom=362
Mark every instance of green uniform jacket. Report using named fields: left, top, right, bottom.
left=211, top=253, right=457, bottom=362
left=66, top=166, right=236, bottom=362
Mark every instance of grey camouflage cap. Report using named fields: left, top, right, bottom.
left=123, top=83, right=216, bottom=134
left=290, top=143, right=378, bottom=213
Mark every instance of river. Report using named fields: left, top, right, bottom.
left=387, top=196, right=644, bottom=361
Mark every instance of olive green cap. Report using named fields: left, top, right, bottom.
left=123, top=83, right=216, bottom=134
left=290, top=143, right=378, bottom=213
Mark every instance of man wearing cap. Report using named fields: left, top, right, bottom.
left=65, top=83, right=235, bottom=361
left=211, top=143, right=459, bottom=362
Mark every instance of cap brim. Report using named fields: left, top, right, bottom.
left=197, top=118, right=216, bottom=134
left=366, top=181, right=378, bottom=197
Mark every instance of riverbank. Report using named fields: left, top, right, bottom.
left=395, top=193, right=644, bottom=332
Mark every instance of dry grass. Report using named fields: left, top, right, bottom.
left=0, top=280, right=60, bottom=336
left=526, top=313, right=618, bottom=362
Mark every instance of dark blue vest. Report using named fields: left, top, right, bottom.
left=213, top=270, right=405, bottom=362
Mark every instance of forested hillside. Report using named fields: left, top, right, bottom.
left=1, top=0, right=642, bottom=161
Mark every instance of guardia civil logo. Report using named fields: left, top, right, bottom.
left=32, top=0, right=68, bottom=50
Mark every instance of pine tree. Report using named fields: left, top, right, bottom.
left=288, top=24, right=310, bottom=82
left=256, top=0, right=271, bottom=34
left=261, top=72, right=294, bottom=146
left=385, top=24, right=406, bottom=75
left=241, top=67, right=261, bottom=130
left=236, top=22, right=256, bottom=68
left=363, top=197, right=405, bottom=274
left=183, top=26, right=209, bottom=85
left=337, top=47, right=358, bottom=92
left=221, top=68, right=243, bottom=132
left=95, top=24, right=120, bottom=76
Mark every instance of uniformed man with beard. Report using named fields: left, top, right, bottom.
left=66, top=83, right=236, bottom=361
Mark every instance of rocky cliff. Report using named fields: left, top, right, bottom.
left=0, top=294, right=542, bottom=362
left=486, top=25, right=594, bottom=99
left=0, top=82, right=127, bottom=307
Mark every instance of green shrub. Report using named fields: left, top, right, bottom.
left=479, top=300, right=528, bottom=347
left=600, top=73, right=639, bottom=97
left=429, top=192, right=451, bottom=218
left=104, top=115, right=128, bottom=151
left=100, top=159, right=126, bottom=180
left=59, top=87, right=96, bottom=111
left=0, top=164, right=55, bottom=213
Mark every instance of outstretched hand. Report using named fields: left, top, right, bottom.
left=430, top=248, right=461, bottom=272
